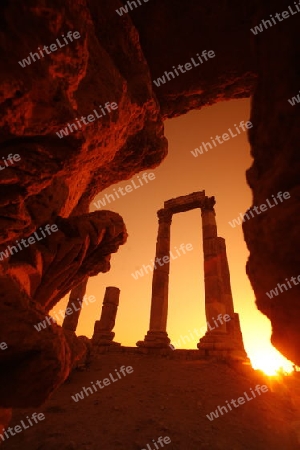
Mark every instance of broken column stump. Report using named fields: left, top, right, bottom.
left=92, top=286, right=121, bottom=347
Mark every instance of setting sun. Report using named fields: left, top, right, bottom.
left=251, top=350, right=294, bottom=376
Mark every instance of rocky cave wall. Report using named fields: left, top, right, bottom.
left=0, top=0, right=299, bottom=411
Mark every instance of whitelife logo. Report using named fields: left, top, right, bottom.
left=0, top=153, right=21, bottom=170
left=0, top=412, right=45, bottom=443
left=56, top=102, right=118, bottom=139
left=250, top=2, right=300, bottom=35
left=18, top=31, right=81, bottom=68
left=131, top=243, right=193, bottom=280
left=191, top=121, right=253, bottom=157
left=288, top=90, right=300, bottom=106
left=0, top=342, right=8, bottom=351
left=0, top=224, right=58, bottom=261
left=141, top=436, right=171, bottom=450
left=71, top=366, right=133, bottom=402
left=115, top=0, right=150, bottom=16
left=33, top=295, right=96, bottom=331
left=228, top=191, right=291, bottom=228
left=266, top=274, right=300, bottom=299
left=94, top=172, right=155, bottom=209
left=169, top=313, right=232, bottom=349
left=206, top=385, right=269, bottom=421
left=153, top=50, right=215, bottom=87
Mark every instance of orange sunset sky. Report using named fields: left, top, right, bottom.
left=54, top=98, right=293, bottom=376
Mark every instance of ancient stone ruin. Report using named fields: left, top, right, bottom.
left=63, top=191, right=248, bottom=361
left=92, top=286, right=121, bottom=349
left=63, top=278, right=89, bottom=333
left=0, top=210, right=127, bottom=409
left=137, top=191, right=248, bottom=360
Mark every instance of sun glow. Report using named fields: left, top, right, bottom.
left=250, top=350, right=293, bottom=376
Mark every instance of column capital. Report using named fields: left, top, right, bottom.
left=201, top=196, right=216, bottom=212
left=157, top=208, right=173, bottom=224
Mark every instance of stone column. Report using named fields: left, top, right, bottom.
left=198, top=198, right=231, bottom=354
left=216, top=237, right=248, bottom=359
left=92, top=287, right=120, bottom=346
left=201, top=198, right=227, bottom=333
left=217, top=237, right=235, bottom=334
left=198, top=198, right=249, bottom=360
left=62, top=277, right=88, bottom=332
left=231, top=313, right=249, bottom=360
left=137, top=208, right=172, bottom=348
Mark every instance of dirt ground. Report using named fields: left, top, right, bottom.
left=2, top=353, right=300, bottom=450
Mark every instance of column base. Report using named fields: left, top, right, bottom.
left=197, top=331, right=249, bottom=361
left=231, top=313, right=249, bottom=358
left=197, top=331, right=232, bottom=350
left=92, top=330, right=121, bottom=347
left=136, top=331, right=170, bottom=348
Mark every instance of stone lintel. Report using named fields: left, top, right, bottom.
left=163, top=191, right=212, bottom=214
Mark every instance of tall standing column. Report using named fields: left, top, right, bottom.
left=217, top=237, right=235, bottom=333
left=217, top=237, right=248, bottom=358
left=137, top=208, right=172, bottom=348
left=62, top=277, right=88, bottom=332
left=200, top=198, right=227, bottom=334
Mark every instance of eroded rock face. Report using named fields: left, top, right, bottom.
left=0, top=0, right=167, bottom=243
left=0, top=211, right=127, bottom=407
left=131, top=0, right=258, bottom=118
left=243, top=5, right=300, bottom=366
left=0, top=0, right=163, bottom=408
left=0, top=408, right=12, bottom=439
